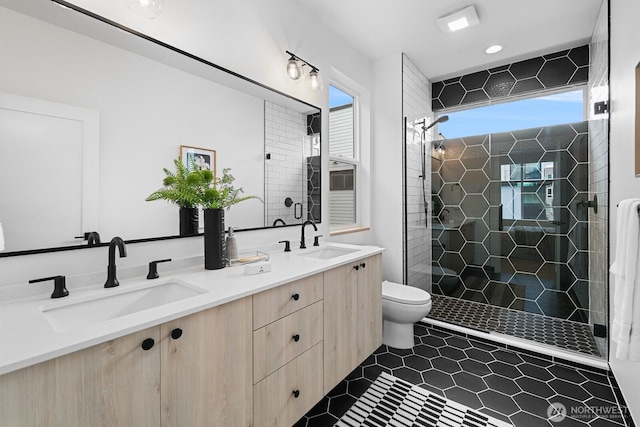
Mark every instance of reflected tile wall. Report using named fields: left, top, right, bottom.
left=264, top=101, right=308, bottom=226
left=587, top=0, right=609, bottom=354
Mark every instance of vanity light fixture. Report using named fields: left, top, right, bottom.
left=485, top=44, right=503, bottom=54
left=284, top=50, right=323, bottom=91
left=436, top=5, right=479, bottom=33
left=125, top=0, right=164, bottom=19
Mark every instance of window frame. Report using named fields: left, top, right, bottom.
left=328, top=81, right=362, bottom=231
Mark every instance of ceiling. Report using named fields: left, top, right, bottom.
left=298, top=0, right=603, bottom=82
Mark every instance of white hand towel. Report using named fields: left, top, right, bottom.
left=610, top=198, right=640, bottom=360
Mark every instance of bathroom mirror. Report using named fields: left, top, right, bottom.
left=0, top=0, right=321, bottom=256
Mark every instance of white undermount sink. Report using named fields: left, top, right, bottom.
left=298, top=246, right=358, bottom=260
left=40, top=279, right=207, bottom=332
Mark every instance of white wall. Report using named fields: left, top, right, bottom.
left=609, top=0, right=640, bottom=421
left=0, top=0, right=374, bottom=289
left=370, top=55, right=404, bottom=283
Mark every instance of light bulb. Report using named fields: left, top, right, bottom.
left=125, top=0, right=164, bottom=19
left=286, top=58, right=303, bottom=81
left=306, top=69, right=323, bottom=92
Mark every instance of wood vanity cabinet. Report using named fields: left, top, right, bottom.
left=0, top=253, right=382, bottom=426
left=0, top=296, right=252, bottom=427
left=0, top=327, right=161, bottom=426
left=160, top=296, right=252, bottom=427
left=324, top=254, right=382, bottom=393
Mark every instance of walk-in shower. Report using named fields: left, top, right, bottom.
left=405, top=116, right=608, bottom=363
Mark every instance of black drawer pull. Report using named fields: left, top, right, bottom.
left=292, top=389, right=300, bottom=398
left=141, top=338, right=155, bottom=351
left=292, top=334, right=300, bottom=342
left=292, top=293, right=300, bottom=301
left=353, top=265, right=360, bottom=271
left=360, top=263, right=366, bottom=268
left=171, top=328, right=183, bottom=340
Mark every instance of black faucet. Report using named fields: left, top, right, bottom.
left=29, top=275, right=69, bottom=299
left=300, top=220, right=317, bottom=249
left=104, top=237, right=127, bottom=288
left=273, top=218, right=286, bottom=226
left=87, top=231, right=101, bottom=246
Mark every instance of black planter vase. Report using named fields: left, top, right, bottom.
left=204, top=208, right=226, bottom=270
left=179, top=207, right=199, bottom=236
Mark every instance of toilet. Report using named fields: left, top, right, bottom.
left=382, top=280, right=432, bottom=349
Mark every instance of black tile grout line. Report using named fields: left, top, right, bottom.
left=424, top=321, right=609, bottom=376
left=428, top=294, right=602, bottom=358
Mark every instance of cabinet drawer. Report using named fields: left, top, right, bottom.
left=253, top=273, right=323, bottom=329
left=254, top=301, right=323, bottom=383
left=254, top=343, right=323, bottom=427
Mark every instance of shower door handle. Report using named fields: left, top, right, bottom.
left=498, top=204, right=503, bottom=231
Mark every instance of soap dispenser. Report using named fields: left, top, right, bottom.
left=226, top=226, right=238, bottom=262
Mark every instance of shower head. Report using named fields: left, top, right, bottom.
left=423, top=115, right=449, bottom=131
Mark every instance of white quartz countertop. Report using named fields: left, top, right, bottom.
left=0, top=243, right=384, bottom=376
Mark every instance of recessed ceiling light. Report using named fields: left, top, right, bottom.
left=485, top=45, right=503, bottom=54
left=437, top=6, right=480, bottom=33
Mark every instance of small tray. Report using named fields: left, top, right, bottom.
left=229, top=251, right=269, bottom=266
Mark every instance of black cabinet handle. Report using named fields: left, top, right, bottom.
left=292, top=293, right=300, bottom=301
left=292, top=389, right=300, bottom=398
left=141, top=338, right=155, bottom=351
left=353, top=265, right=360, bottom=271
left=171, top=328, right=183, bottom=340
left=360, top=263, right=366, bottom=269
left=292, top=334, right=300, bottom=342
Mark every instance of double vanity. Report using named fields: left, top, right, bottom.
left=0, top=243, right=383, bottom=427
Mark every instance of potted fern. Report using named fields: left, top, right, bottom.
left=145, top=158, right=213, bottom=236
left=147, top=159, right=261, bottom=270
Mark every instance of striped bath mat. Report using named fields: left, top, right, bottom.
left=336, top=372, right=512, bottom=427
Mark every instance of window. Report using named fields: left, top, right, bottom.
left=438, top=89, right=585, bottom=139
left=329, top=84, right=358, bottom=227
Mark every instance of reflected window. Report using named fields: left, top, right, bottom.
left=501, top=162, right=554, bottom=221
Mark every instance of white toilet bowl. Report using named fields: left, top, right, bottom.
left=382, top=280, right=432, bottom=349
